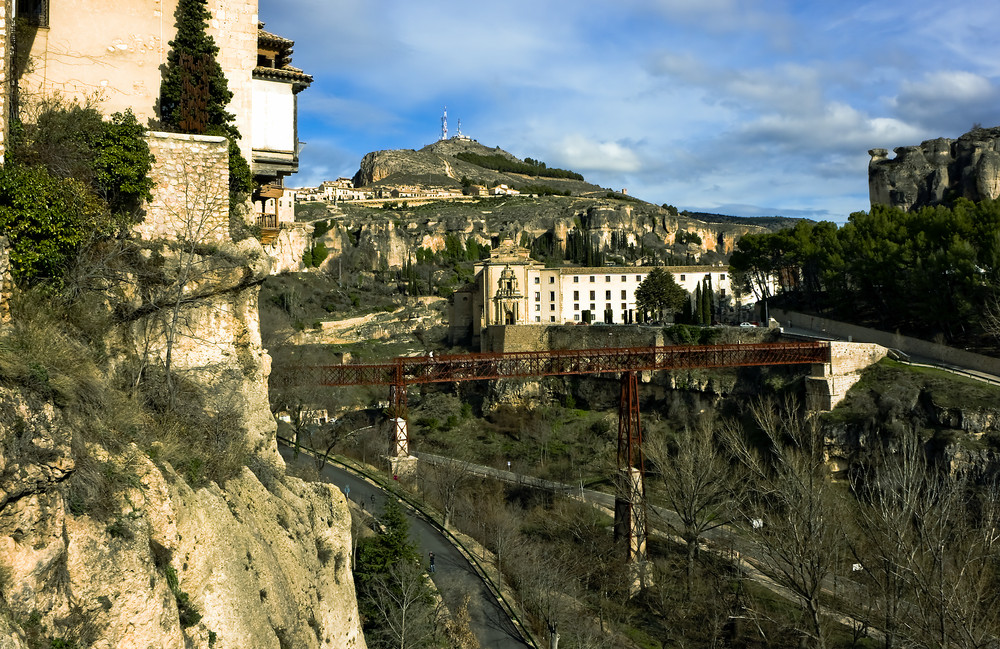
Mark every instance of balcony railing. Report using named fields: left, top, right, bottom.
left=256, top=213, right=279, bottom=229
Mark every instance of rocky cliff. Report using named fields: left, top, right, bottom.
left=299, top=196, right=776, bottom=274
left=868, top=125, right=1000, bottom=211
left=0, top=238, right=366, bottom=648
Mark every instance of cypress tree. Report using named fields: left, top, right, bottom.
left=694, top=283, right=703, bottom=325
left=160, top=0, right=252, bottom=199
left=160, top=0, right=235, bottom=136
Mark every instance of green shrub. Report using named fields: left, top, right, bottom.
left=0, top=164, right=112, bottom=284
left=311, top=241, right=329, bottom=266
left=164, top=565, right=203, bottom=627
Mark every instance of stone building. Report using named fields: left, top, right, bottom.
left=2, top=0, right=311, bottom=238
left=450, top=241, right=753, bottom=347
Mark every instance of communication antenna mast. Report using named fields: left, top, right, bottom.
left=457, top=119, right=463, bottom=137
left=441, top=106, right=448, bottom=140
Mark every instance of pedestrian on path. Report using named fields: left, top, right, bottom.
left=428, top=551, right=435, bottom=573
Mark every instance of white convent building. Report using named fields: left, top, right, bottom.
left=450, top=240, right=759, bottom=347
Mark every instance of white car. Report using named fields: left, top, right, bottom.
left=739, top=322, right=756, bottom=328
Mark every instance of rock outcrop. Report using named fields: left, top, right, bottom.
left=0, top=238, right=367, bottom=648
left=302, top=197, right=777, bottom=274
left=868, top=126, right=1000, bottom=211
left=351, top=140, right=605, bottom=196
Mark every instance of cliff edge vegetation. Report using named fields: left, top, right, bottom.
left=0, top=101, right=365, bottom=648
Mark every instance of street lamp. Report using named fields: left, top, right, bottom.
left=507, top=460, right=511, bottom=472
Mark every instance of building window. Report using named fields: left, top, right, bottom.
left=680, top=274, right=686, bottom=281
left=605, top=275, right=611, bottom=282
left=574, top=314, right=580, bottom=321
left=573, top=290, right=579, bottom=300
left=621, top=302, right=627, bottom=311
left=622, top=275, right=627, bottom=281
left=17, top=0, right=49, bottom=26
left=636, top=275, right=642, bottom=282
left=590, top=290, right=595, bottom=300
left=550, top=304, right=555, bottom=311
left=535, top=304, right=540, bottom=311
left=590, top=303, right=596, bottom=311
left=574, top=276, right=579, bottom=283
left=720, top=288, right=726, bottom=296
left=535, top=316, right=541, bottom=322
left=720, top=274, right=726, bottom=280
left=590, top=276, right=595, bottom=282
left=549, top=277, right=555, bottom=283
left=535, top=292, right=540, bottom=301
left=534, top=277, right=540, bottom=284
left=550, top=291, right=555, bottom=301
left=574, top=303, right=579, bottom=310
left=550, top=316, right=556, bottom=322
left=605, top=290, right=611, bottom=300
left=621, top=290, right=627, bottom=299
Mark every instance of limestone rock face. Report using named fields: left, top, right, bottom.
left=265, top=223, right=314, bottom=274
left=869, top=126, right=1000, bottom=211
left=110, top=237, right=281, bottom=471
left=0, top=389, right=364, bottom=647
left=0, top=239, right=367, bottom=647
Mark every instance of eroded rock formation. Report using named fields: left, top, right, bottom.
left=0, top=238, right=366, bottom=648
left=869, top=126, right=1000, bottom=211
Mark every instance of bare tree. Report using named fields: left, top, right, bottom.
left=645, top=415, right=741, bottom=596
left=902, top=473, right=1000, bottom=649
left=365, top=558, right=437, bottom=649
left=480, top=490, right=522, bottom=580
left=849, top=431, right=1000, bottom=649
left=726, top=396, right=845, bottom=649
left=847, top=433, right=925, bottom=649
left=421, top=457, right=474, bottom=528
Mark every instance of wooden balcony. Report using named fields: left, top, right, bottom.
left=256, top=214, right=280, bottom=245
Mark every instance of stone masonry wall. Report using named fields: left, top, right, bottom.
left=483, top=324, right=662, bottom=353
left=802, top=341, right=887, bottom=412
left=139, top=131, right=230, bottom=244
left=0, top=0, right=8, bottom=164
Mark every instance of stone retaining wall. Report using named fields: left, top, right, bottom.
left=137, top=131, right=230, bottom=244
left=482, top=324, right=662, bottom=353
left=774, top=308, right=1000, bottom=376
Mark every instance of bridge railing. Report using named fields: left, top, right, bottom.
left=318, top=341, right=831, bottom=387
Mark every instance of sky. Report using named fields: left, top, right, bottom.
left=258, top=0, right=1000, bottom=223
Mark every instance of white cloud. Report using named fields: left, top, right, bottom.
left=550, top=135, right=643, bottom=173
left=891, top=71, right=1000, bottom=133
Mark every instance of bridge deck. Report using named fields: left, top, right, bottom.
left=318, top=341, right=831, bottom=387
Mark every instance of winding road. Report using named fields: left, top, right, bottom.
left=278, top=444, right=532, bottom=649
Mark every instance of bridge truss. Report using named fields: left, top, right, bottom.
left=318, top=341, right=830, bottom=570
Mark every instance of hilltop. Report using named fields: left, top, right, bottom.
left=333, top=139, right=803, bottom=267
left=354, top=138, right=617, bottom=197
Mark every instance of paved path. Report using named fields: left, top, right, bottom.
left=278, top=445, right=531, bottom=649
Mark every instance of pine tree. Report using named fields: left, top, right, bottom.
left=160, top=0, right=235, bottom=136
